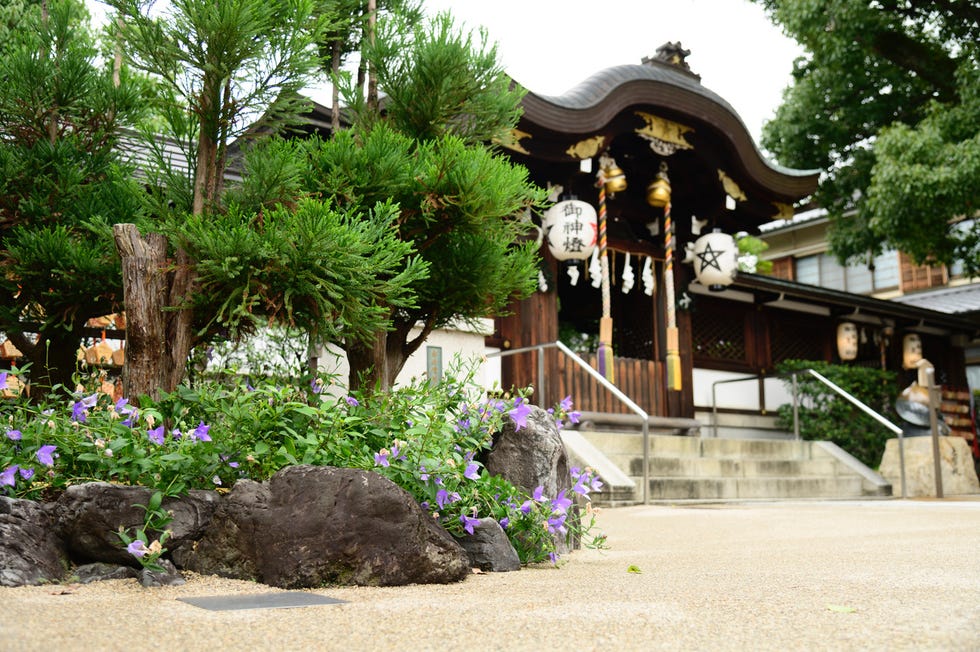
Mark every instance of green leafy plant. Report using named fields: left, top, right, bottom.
left=116, top=491, right=173, bottom=573
left=775, top=359, right=899, bottom=468
left=0, top=360, right=605, bottom=567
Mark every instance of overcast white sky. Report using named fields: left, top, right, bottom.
left=88, top=0, right=802, bottom=145
left=417, top=0, right=803, bottom=145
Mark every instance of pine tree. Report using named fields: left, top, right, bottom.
left=0, top=0, right=149, bottom=395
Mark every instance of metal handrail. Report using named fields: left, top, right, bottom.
left=484, top=341, right=652, bottom=503
left=709, top=369, right=907, bottom=498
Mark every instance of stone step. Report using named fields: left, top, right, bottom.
left=643, top=476, right=866, bottom=501
left=631, top=456, right=841, bottom=478
left=580, top=431, right=815, bottom=460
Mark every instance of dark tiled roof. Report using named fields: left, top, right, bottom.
left=891, top=283, right=980, bottom=317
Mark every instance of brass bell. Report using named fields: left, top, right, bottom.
left=603, top=165, right=627, bottom=194
left=646, top=162, right=671, bottom=208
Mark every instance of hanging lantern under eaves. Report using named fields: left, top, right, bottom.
left=545, top=199, right=598, bottom=261
left=692, top=229, right=738, bottom=291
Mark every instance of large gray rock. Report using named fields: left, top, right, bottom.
left=53, top=483, right=220, bottom=565
left=483, top=405, right=576, bottom=553
left=880, top=436, right=980, bottom=497
left=0, top=496, right=67, bottom=586
left=456, top=517, right=521, bottom=572
left=179, top=466, right=470, bottom=588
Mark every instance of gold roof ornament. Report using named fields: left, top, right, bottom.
left=771, top=202, right=795, bottom=221
left=565, top=135, right=606, bottom=160
left=717, top=169, right=747, bottom=202
left=634, top=111, right=694, bottom=156
left=495, top=128, right=532, bottom=155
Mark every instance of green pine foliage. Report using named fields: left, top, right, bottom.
left=0, top=0, right=151, bottom=393
left=169, top=198, right=428, bottom=346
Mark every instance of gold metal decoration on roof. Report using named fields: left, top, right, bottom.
left=565, top=135, right=606, bottom=160
left=717, top=169, right=747, bottom=202
left=634, top=111, right=694, bottom=156
left=495, top=128, right=532, bottom=155
left=771, top=202, right=795, bottom=220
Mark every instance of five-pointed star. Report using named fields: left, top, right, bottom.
left=696, top=242, right=725, bottom=272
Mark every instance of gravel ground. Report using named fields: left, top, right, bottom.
left=2, top=498, right=979, bottom=651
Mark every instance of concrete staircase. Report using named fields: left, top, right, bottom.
left=562, top=429, right=892, bottom=505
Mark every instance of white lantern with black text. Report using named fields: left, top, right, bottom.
left=836, top=322, right=858, bottom=361
left=545, top=199, right=598, bottom=285
left=692, top=229, right=738, bottom=291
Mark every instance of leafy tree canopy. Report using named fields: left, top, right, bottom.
left=757, top=0, right=980, bottom=275
left=0, top=0, right=151, bottom=393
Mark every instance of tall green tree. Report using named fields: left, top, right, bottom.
left=301, top=12, right=544, bottom=391
left=756, top=0, right=980, bottom=275
left=0, top=0, right=149, bottom=395
left=315, top=0, right=421, bottom=131
left=105, top=0, right=428, bottom=398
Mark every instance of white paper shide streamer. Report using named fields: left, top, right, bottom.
left=589, top=248, right=602, bottom=288
left=642, top=256, right=655, bottom=296
left=621, top=252, right=634, bottom=294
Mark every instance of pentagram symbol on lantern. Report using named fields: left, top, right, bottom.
left=696, top=242, right=725, bottom=272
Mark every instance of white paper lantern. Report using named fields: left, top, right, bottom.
left=545, top=200, right=597, bottom=262
left=837, top=322, right=858, bottom=361
left=692, top=230, right=738, bottom=290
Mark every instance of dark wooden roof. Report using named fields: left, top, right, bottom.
left=501, top=52, right=820, bottom=241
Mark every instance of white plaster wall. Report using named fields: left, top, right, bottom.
left=319, top=319, right=501, bottom=390
left=693, top=368, right=794, bottom=412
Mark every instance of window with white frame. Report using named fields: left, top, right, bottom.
left=794, top=251, right=899, bottom=294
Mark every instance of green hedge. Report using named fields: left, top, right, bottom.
left=775, top=360, right=899, bottom=469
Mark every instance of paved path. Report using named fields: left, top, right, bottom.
left=3, top=498, right=980, bottom=651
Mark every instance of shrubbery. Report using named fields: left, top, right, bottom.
left=0, top=363, right=604, bottom=565
left=775, top=359, right=899, bottom=468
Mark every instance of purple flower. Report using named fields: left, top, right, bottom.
left=0, top=372, right=7, bottom=390
left=228, top=461, right=239, bottom=469
left=36, top=444, right=57, bottom=467
left=147, top=426, right=165, bottom=446
left=591, top=476, right=604, bottom=492
left=551, top=490, right=572, bottom=514
left=460, top=514, right=480, bottom=535
left=508, top=398, right=533, bottom=431
left=568, top=410, right=581, bottom=424
left=419, top=465, right=429, bottom=482
left=345, top=396, right=359, bottom=407
left=18, top=467, right=33, bottom=481
left=70, top=393, right=99, bottom=422
left=5, top=429, right=21, bottom=441
left=114, top=398, right=134, bottom=416
left=436, top=489, right=449, bottom=508
left=192, top=422, right=211, bottom=442
left=572, top=474, right=590, bottom=496
left=436, top=489, right=459, bottom=509
left=463, top=461, right=480, bottom=481
left=172, top=428, right=182, bottom=440
left=310, top=379, right=324, bottom=394
left=532, top=485, right=545, bottom=501
left=122, top=409, right=139, bottom=428
left=520, top=500, right=532, bottom=514
left=127, top=540, right=148, bottom=558
left=374, top=451, right=390, bottom=467
left=499, top=517, right=510, bottom=529
left=547, top=513, right=568, bottom=534
left=549, top=552, right=559, bottom=565
left=1, top=465, right=18, bottom=487
left=560, top=395, right=574, bottom=411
